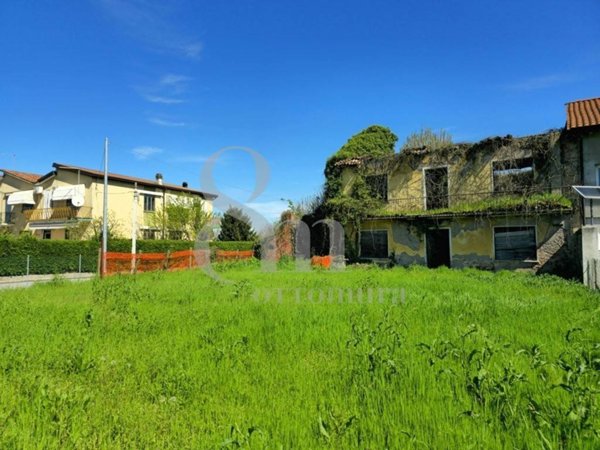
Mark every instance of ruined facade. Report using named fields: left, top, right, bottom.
left=336, top=131, right=582, bottom=277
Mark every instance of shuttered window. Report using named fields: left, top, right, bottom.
left=143, top=195, right=156, bottom=212
left=360, top=230, right=388, bottom=258
left=494, top=226, right=536, bottom=260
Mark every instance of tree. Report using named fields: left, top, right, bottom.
left=218, top=207, right=257, bottom=241
left=151, top=195, right=212, bottom=240
left=333, top=125, right=398, bottom=160
left=316, top=126, right=400, bottom=259
left=88, top=213, right=123, bottom=240
left=401, top=128, right=453, bottom=151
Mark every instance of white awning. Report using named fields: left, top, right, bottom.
left=28, top=223, right=67, bottom=230
left=137, top=189, right=163, bottom=197
left=52, top=184, right=84, bottom=201
left=7, top=190, right=35, bottom=205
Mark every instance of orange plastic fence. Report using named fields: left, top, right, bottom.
left=104, top=249, right=211, bottom=275
left=311, top=255, right=332, bottom=269
left=215, top=249, right=255, bottom=263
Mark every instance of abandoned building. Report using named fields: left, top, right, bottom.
left=327, top=96, right=600, bottom=284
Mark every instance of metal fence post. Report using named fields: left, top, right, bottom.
left=26, top=255, right=30, bottom=276
left=78, top=254, right=82, bottom=273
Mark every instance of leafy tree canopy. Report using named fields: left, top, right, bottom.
left=151, top=195, right=212, bottom=240
left=332, top=125, right=398, bottom=160
left=218, top=207, right=257, bottom=242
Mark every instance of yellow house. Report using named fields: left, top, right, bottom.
left=333, top=131, right=579, bottom=276
left=0, top=163, right=216, bottom=240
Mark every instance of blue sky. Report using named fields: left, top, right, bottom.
left=1, top=0, right=599, bottom=222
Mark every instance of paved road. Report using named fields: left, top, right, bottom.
left=0, top=273, right=95, bottom=290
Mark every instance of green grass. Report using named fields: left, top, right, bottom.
left=0, top=264, right=598, bottom=448
left=374, top=192, right=573, bottom=217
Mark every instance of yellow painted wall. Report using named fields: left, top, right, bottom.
left=2, top=168, right=213, bottom=240
left=340, top=136, right=562, bottom=213
left=361, top=214, right=564, bottom=270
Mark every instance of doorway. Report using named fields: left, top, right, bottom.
left=426, top=228, right=451, bottom=268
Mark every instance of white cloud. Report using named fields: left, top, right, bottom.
left=96, top=0, right=203, bottom=60
left=143, top=94, right=185, bottom=104
left=160, top=74, right=192, bottom=90
left=148, top=117, right=186, bottom=127
left=182, top=42, right=203, bottom=59
left=504, top=73, right=580, bottom=91
left=131, top=146, right=163, bottom=160
left=137, top=73, right=192, bottom=104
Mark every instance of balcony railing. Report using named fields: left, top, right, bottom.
left=23, top=206, right=93, bottom=222
left=375, top=187, right=574, bottom=218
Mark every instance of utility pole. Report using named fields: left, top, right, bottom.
left=102, top=137, right=109, bottom=277
left=131, top=182, right=139, bottom=273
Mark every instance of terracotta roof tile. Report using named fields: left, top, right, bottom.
left=0, top=169, right=43, bottom=183
left=566, top=97, right=600, bottom=130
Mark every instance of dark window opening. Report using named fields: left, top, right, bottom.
left=365, top=175, right=388, bottom=201
left=42, top=229, right=52, bottom=240
left=22, top=204, right=34, bottom=212
left=4, top=199, right=12, bottom=224
left=142, top=229, right=159, bottom=240
left=169, top=230, right=184, bottom=240
left=425, top=167, right=449, bottom=210
left=493, top=158, right=534, bottom=195
left=143, top=195, right=156, bottom=212
left=494, top=226, right=536, bottom=261
left=360, top=230, right=388, bottom=258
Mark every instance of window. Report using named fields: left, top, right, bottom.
left=360, top=230, right=388, bottom=258
left=365, top=175, right=388, bottom=201
left=142, top=228, right=158, bottom=240
left=22, top=204, right=33, bottom=212
left=493, top=158, right=533, bottom=194
left=494, top=226, right=536, bottom=261
left=169, top=230, right=184, bottom=240
left=64, top=229, right=70, bottom=240
left=424, top=167, right=449, bottom=210
left=42, top=229, right=52, bottom=240
left=596, top=166, right=600, bottom=186
left=3, top=199, right=11, bottom=224
left=143, top=195, right=156, bottom=212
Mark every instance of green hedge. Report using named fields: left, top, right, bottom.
left=208, top=241, right=256, bottom=251
left=109, top=239, right=195, bottom=253
left=0, top=237, right=259, bottom=276
left=0, top=237, right=99, bottom=276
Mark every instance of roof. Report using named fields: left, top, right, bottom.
left=45, top=163, right=217, bottom=200
left=566, top=97, right=600, bottom=130
left=0, top=169, right=43, bottom=183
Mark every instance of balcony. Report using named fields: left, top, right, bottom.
left=373, top=188, right=573, bottom=219
left=23, top=206, right=93, bottom=223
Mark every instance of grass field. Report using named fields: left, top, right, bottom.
left=0, top=264, right=599, bottom=448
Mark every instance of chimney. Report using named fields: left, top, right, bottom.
left=155, top=173, right=163, bottom=185
left=182, top=181, right=188, bottom=188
